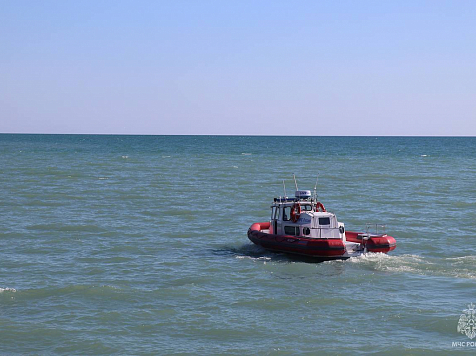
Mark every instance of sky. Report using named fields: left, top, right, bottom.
left=1, top=0, right=475, bottom=136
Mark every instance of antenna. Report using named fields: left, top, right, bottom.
left=282, top=180, right=287, bottom=197
left=313, top=175, right=319, bottom=201
left=293, top=174, right=298, bottom=191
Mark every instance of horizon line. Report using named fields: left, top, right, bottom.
left=1, top=132, right=475, bottom=138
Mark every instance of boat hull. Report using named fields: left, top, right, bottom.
left=248, top=222, right=347, bottom=260
left=248, top=222, right=396, bottom=260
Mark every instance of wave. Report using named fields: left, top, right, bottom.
left=212, top=244, right=285, bottom=262
left=0, top=287, right=17, bottom=293
left=349, top=253, right=476, bottom=279
left=26, top=224, right=107, bottom=233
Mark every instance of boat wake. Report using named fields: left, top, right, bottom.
left=215, top=244, right=346, bottom=264
left=348, top=253, right=476, bottom=279
left=213, top=244, right=287, bottom=262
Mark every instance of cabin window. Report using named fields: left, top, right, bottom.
left=302, top=205, right=313, bottom=211
left=303, top=227, right=310, bottom=235
left=284, top=226, right=299, bottom=236
left=283, top=207, right=291, bottom=221
left=319, top=217, right=330, bottom=225
left=271, top=207, right=277, bottom=220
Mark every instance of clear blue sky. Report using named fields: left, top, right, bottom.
left=1, top=0, right=475, bottom=135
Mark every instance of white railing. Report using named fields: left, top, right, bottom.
left=365, top=224, right=386, bottom=236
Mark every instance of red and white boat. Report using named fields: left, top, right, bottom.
left=247, top=180, right=396, bottom=260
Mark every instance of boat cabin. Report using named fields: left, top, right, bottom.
left=269, top=190, right=345, bottom=240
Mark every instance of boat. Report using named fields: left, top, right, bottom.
left=247, top=178, right=396, bottom=260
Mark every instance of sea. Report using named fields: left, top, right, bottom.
left=1, top=134, right=476, bottom=355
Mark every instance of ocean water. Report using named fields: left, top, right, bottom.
left=1, top=134, right=476, bottom=355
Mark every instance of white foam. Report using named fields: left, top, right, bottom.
left=0, top=287, right=17, bottom=293
left=348, top=252, right=391, bottom=263
left=236, top=255, right=271, bottom=261
left=446, top=256, right=476, bottom=261
left=350, top=253, right=422, bottom=262
left=349, top=253, right=476, bottom=279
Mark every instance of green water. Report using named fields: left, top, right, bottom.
left=1, top=134, right=476, bottom=354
